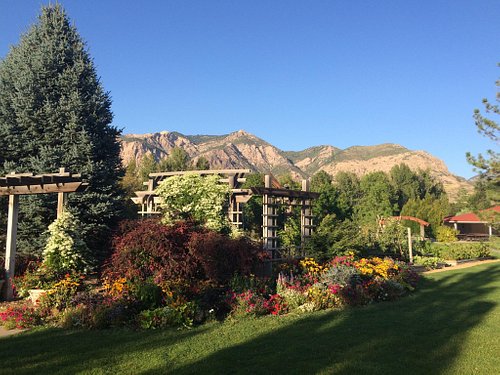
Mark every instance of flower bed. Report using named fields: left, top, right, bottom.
left=0, top=221, right=419, bottom=331
left=0, top=253, right=419, bottom=330
left=271, top=255, right=418, bottom=313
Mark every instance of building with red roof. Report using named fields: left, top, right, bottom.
left=443, top=205, right=499, bottom=240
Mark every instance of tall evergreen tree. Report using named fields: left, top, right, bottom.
left=467, top=66, right=499, bottom=205
left=0, top=5, right=124, bottom=259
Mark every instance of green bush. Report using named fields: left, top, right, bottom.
left=413, top=240, right=433, bottom=255
left=428, top=242, right=491, bottom=260
left=308, top=215, right=365, bottom=260
left=138, top=303, right=196, bottom=329
left=435, top=226, right=458, bottom=242
left=412, top=256, right=442, bottom=269
left=131, top=281, right=163, bottom=310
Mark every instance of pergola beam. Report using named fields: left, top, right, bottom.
left=149, top=169, right=252, bottom=177
left=0, top=182, right=88, bottom=196
left=251, top=187, right=319, bottom=199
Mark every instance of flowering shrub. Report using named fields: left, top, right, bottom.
left=38, top=273, right=83, bottom=312
left=299, top=258, right=325, bottom=275
left=373, top=280, right=405, bottom=301
left=306, top=284, right=342, bottom=310
left=229, top=290, right=269, bottom=318
left=103, top=277, right=129, bottom=299
left=327, top=253, right=356, bottom=267
left=156, top=174, right=231, bottom=233
left=227, top=289, right=289, bottom=318
left=354, top=257, right=399, bottom=279
left=390, top=263, right=419, bottom=291
left=278, top=288, right=307, bottom=310
left=42, top=211, right=93, bottom=274
left=340, top=283, right=371, bottom=306
left=263, top=294, right=288, bottom=316
left=0, top=304, right=42, bottom=329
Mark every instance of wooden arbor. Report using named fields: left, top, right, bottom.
left=379, top=215, right=430, bottom=239
left=251, top=175, right=318, bottom=258
left=131, top=169, right=319, bottom=258
left=1, top=168, right=87, bottom=300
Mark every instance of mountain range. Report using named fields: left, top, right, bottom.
left=120, top=130, right=472, bottom=200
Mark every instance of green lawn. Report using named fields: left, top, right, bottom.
left=1, top=263, right=499, bottom=375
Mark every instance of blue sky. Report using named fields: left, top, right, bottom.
left=1, top=1, right=499, bottom=178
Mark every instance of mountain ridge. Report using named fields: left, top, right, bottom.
left=119, top=129, right=472, bottom=200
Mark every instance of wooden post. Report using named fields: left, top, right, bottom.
left=420, top=224, right=425, bottom=239
left=407, top=227, right=413, bottom=263
left=57, top=192, right=67, bottom=218
left=227, top=175, right=240, bottom=228
left=3, top=194, right=19, bottom=300
left=300, top=179, right=313, bottom=254
left=262, top=175, right=278, bottom=256
left=57, top=168, right=67, bottom=218
left=146, top=179, right=154, bottom=217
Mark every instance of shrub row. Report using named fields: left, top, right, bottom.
left=425, top=242, right=491, bottom=260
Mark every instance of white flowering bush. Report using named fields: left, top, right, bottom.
left=156, top=174, right=231, bottom=232
left=42, top=211, right=92, bottom=273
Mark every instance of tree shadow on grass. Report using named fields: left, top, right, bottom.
left=0, top=324, right=210, bottom=375
left=0, top=264, right=497, bottom=375
left=167, top=264, right=500, bottom=375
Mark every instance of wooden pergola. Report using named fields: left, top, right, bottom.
left=379, top=215, right=430, bottom=239
left=132, top=169, right=318, bottom=258
left=1, top=168, right=87, bottom=300
left=252, top=175, right=318, bottom=257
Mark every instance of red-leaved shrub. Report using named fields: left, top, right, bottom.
left=188, top=231, right=262, bottom=284
left=105, top=219, right=265, bottom=288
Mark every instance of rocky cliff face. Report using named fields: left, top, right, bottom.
left=120, top=130, right=472, bottom=200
